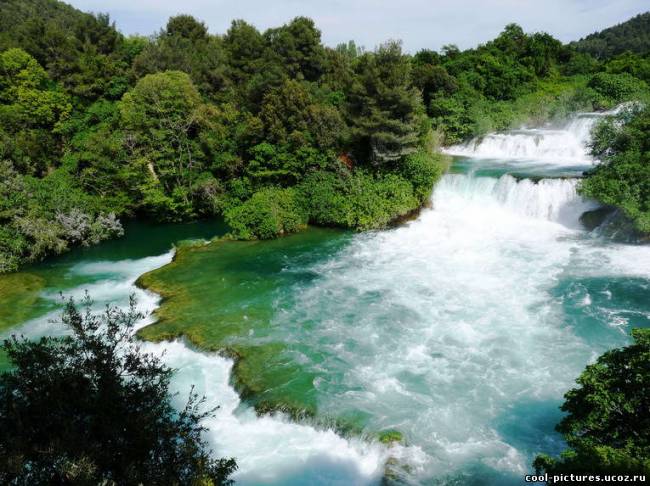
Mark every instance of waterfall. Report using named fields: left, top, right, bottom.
left=435, top=174, right=599, bottom=229
left=444, top=109, right=620, bottom=166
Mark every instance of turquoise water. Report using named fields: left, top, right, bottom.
left=0, top=220, right=227, bottom=333
left=1, top=156, right=649, bottom=484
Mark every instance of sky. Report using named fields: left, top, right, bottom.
left=66, top=0, right=649, bottom=52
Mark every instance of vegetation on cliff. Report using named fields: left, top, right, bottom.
left=580, top=104, right=650, bottom=233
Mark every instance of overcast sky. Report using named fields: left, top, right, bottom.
left=66, top=0, right=648, bottom=52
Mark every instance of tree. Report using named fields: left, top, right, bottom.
left=348, top=41, right=424, bottom=166
left=265, top=17, right=325, bottom=81
left=534, top=329, right=650, bottom=477
left=132, top=16, right=228, bottom=98
left=223, top=20, right=266, bottom=88
left=120, top=71, right=206, bottom=219
left=0, top=48, right=71, bottom=175
left=411, top=63, right=458, bottom=109
left=165, top=15, right=209, bottom=41
left=580, top=105, right=650, bottom=233
left=0, top=295, right=237, bottom=485
left=259, top=78, right=345, bottom=150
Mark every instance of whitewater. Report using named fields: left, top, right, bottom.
left=6, top=109, right=650, bottom=485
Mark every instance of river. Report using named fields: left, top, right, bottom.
left=1, top=111, right=649, bottom=485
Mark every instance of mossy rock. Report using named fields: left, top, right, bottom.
left=0, top=272, right=47, bottom=331
left=378, top=429, right=405, bottom=445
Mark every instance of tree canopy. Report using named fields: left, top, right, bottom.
left=534, top=329, right=650, bottom=477
left=0, top=295, right=237, bottom=485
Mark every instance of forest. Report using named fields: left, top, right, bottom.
left=0, top=0, right=648, bottom=273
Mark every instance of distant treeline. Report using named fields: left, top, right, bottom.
left=572, top=12, right=650, bottom=60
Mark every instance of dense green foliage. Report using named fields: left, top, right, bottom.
left=534, top=329, right=650, bottom=477
left=225, top=187, right=307, bottom=239
left=0, top=0, right=447, bottom=272
left=422, top=23, right=650, bottom=144
left=580, top=105, right=650, bottom=233
left=0, top=296, right=236, bottom=485
left=572, top=12, right=650, bottom=60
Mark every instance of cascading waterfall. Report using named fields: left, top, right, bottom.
left=444, top=108, right=621, bottom=166
left=438, top=174, right=599, bottom=229
left=445, top=128, right=593, bottom=164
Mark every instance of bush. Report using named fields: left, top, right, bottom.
left=587, top=72, right=648, bottom=103
left=298, top=169, right=424, bottom=230
left=580, top=105, right=650, bottom=233
left=399, top=151, right=445, bottom=201
left=0, top=295, right=237, bottom=485
left=533, top=329, right=650, bottom=478
left=225, top=187, right=308, bottom=239
left=0, top=160, right=125, bottom=273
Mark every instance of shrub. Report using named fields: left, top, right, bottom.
left=298, top=168, right=424, bottom=231
left=225, top=187, right=308, bottom=239
left=0, top=295, right=237, bottom=485
left=581, top=105, right=650, bottom=233
left=399, top=151, right=445, bottom=201
left=534, top=329, right=650, bottom=477
left=587, top=72, right=648, bottom=103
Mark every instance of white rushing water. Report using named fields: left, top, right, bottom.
left=270, top=171, right=650, bottom=483
left=443, top=110, right=620, bottom=166
left=438, top=174, right=599, bottom=228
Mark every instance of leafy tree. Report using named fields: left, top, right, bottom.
left=165, top=14, right=209, bottom=41
left=534, top=329, right=650, bottom=477
left=119, top=71, right=207, bottom=219
left=259, top=79, right=346, bottom=150
left=132, top=16, right=228, bottom=98
left=265, top=17, right=325, bottom=81
left=223, top=19, right=274, bottom=107
left=0, top=295, right=237, bottom=485
left=348, top=41, right=423, bottom=166
left=0, top=48, right=71, bottom=175
left=580, top=105, right=650, bottom=232
left=62, top=100, right=132, bottom=214
left=412, top=63, right=458, bottom=109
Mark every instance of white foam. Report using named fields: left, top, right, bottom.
left=444, top=108, right=621, bottom=167
left=149, top=341, right=387, bottom=486
left=437, top=174, right=599, bottom=228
